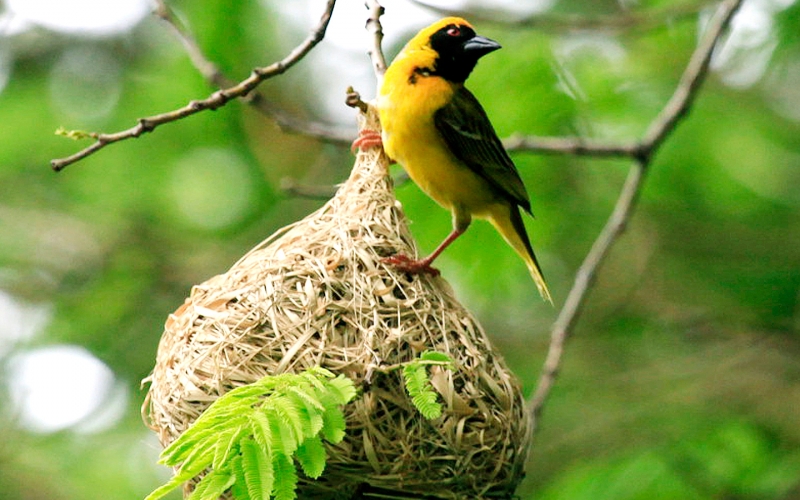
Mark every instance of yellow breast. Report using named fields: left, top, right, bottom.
left=378, top=53, right=497, bottom=215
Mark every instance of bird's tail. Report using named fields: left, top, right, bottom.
left=489, top=206, right=552, bottom=304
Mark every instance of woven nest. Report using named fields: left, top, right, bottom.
left=143, top=106, right=531, bottom=499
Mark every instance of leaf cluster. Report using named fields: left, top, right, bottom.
left=402, top=351, right=454, bottom=420
left=145, top=367, right=356, bottom=500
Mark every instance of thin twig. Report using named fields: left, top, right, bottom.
left=504, top=135, right=641, bottom=158
left=365, top=0, right=388, bottom=83
left=526, top=0, right=743, bottom=439
left=51, top=0, right=338, bottom=171
left=153, top=0, right=353, bottom=146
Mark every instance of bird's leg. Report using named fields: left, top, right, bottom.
left=384, top=211, right=470, bottom=277
left=351, top=129, right=383, bottom=153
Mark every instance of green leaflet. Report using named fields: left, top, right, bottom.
left=188, top=471, right=236, bottom=500
left=402, top=351, right=454, bottom=420
left=145, top=368, right=356, bottom=500
left=241, top=437, right=273, bottom=500
left=272, top=453, right=298, bottom=500
left=296, top=436, right=327, bottom=479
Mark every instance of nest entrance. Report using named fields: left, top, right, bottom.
left=144, top=107, right=531, bottom=499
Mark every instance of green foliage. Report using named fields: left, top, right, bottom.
left=145, top=367, right=356, bottom=500
left=402, top=351, right=454, bottom=420
left=536, top=421, right=800, bottom=500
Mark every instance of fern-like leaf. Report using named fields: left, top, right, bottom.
left=248, top=411, right=274, bottom=457
left=288, top=389, right=325, bottom=438
left=402, top=351, right=453, bottom=420
left=319, top=396, right=347, bottom=443
left=187, top=471, right=235, bottom=500
left=146, top=368, right=356, bottom=500
left=144, top=469, right=196, bottom=500
left=326, top=374, right=358, bottom=405
left=213, top=426, right=245, bottom=471
left=272, top=453, right=299, bottom=500
left=240, top=436, right=273, bottom=500
left=272, top=395, right=304, bottom=447
left=229, top=454, right=248, bottom=500
left=296, top=435, right=327, bottom=479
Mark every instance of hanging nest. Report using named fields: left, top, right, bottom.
left=143, top=105, right=531, bottom=499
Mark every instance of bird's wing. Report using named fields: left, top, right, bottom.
left=434, top=86, right=532, bottom=213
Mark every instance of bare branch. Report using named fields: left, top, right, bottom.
left=51, top=0, right=338, bottom=171
left=639, top=0, right=741, bottom=158
left=526, top=0, right=743, bottom=439
left=345, top=87, right=370, bottom=114
left=153, top=0, right=353, bottom=145
left=365, top=0, right=388, bottom=83
left=504, top=135, right=641, bottom=159
left=528, top=160, right=646, bottom=430
left=153, top=1, right=226, bottom=88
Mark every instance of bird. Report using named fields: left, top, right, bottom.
left=355, top=17, right=552, bottom=303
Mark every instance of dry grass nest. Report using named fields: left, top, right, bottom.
left=143, top=106, right=531, bottom=499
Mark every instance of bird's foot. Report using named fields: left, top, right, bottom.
left=351, top=129, right=383, bottom=153
left=382, top=254, right=441, bottom=277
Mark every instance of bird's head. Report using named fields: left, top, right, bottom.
left=399, top=17, right=501, bottom=84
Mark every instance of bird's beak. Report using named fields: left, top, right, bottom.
left=462, top=35, right=501, bottom=58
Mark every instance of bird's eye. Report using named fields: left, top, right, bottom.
left=446, top=26, right=461, bottom=37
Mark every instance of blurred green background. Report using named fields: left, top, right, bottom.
left=1, top=0, right=799, bottom=498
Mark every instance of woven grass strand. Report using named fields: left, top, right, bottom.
left=143, top=105, right=531, bottom=499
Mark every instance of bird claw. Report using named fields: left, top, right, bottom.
left=352, top=130, right=383, bottom=153
left=382, top=254, right=441, bottom=277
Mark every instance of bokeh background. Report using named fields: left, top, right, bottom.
left=1, top=0, right=800, bottom=498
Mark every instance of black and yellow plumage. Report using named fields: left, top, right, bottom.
left=368, top=17, right=551, bottom=302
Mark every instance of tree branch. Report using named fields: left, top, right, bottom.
left=504, top=135, right=641, bottom=159
left=526, top=0, right=743, bottom=440
left=50, top=0, right=338, bottom=171
left=153, top=0, right=353, bottom=146
left=365, top=0, right=388, bottom=83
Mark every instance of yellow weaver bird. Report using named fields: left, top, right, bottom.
left=357, top=17, right=552, bottom=303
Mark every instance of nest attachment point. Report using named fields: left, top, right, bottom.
left=143, top=106, right=531, bottom=499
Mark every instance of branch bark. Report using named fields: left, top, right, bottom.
left=526, top=0, right=743, bottom=440
left=365, top=0, right=388, bottom=83
left=153, top=0, right=353, bottom=145
left=50, top=0, right=338, bottom=171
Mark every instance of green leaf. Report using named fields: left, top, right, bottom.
left=272, top=453, right=299, bottom=500
left=296, top=436, right=327, bottom=479
left=241, top=437, right=274, bottom=500
left=213, top=426, right=245, bottom=471
left=175, top=441, right=218, bottom=480
left=268, top=399, right=298, bottom=457
left=403, top=357, right=444, bottom=420
left=271, top=395, right=304, bottom=446
left=143, top=469, right=196, bottom=500
left=419, top=351, right=454, bottom=366
left=287, top=384, right=325, bottom=412
left=146, top=369, right=356, bottom=500
left=159, top=426, right=218, bottom=466
left=187, top=471, right=235, bottom=500
left=229, top=454, right=249, bottom=500
left=249, top=411, right=274, bottom=456
left=288, top=390, right=325, bottom=438
left=326, top=375, right=358, bottom=405
left=320, top=400, right=347, bottom=443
